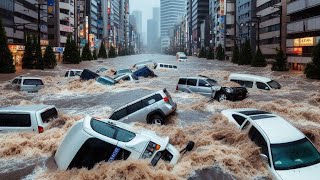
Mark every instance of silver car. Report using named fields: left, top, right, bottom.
left=109, top=89, right=177, bottom=125
left=11, top=76, right=44, bottom=93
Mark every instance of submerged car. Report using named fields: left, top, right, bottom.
left=65, top=69, right=83, bottom=78
left=10, top=76, right=44, bottom=93
left=114, top=69, right=133, bottom=76
left=221, top=109, right=320, bottom=180
left=228, top=73, right=282, bottom=90
left=133, top=60, right=156, bottom=69
left=176, top=76, right=248, bottom=101
left=55, top=116, right=194, bottom=170
left=133, top=66, right=157, bottom=78
left=114, top=73, right=139, bottom=82
left=96, top=68, right=108, bottom=73
left=96, top=76, right=117, bottom=86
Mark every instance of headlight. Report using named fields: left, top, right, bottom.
left=141, top=141, right=161, bottom=159
left=225, top=87, right=233, bottom=93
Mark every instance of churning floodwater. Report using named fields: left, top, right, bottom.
left=0, top=54, right=319, bottom=180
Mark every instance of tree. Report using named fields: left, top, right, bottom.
left=98, top=42, right=107, bottom=58
left=109, top=45, right=116, bottom=58
left=81, top=43, right=92, bottom=61
left=305, top=42, right=320, bottom=79
left=198, top=47, right=206, bottom=58
left=92, top=48, right=98, bottom=60
left=251, top=48, right=267, bottom=67
left=238, top=39, right=252, bottom=65
left=272, top=48, right=289, bottom=71
left=207, top=47, right=214, bottom=60
left=43, top=45, right=57, bottom=69
left=63, top=34, right=80, bottom=64
left=231, top=43, right=239, bottom=64
left=34, top=38, right=44, bottom=69
left=216, top=44, right=225, bottom=60
left=22, top=34, right=35, bottom=69
left=0, top=18, right=15, bottom=73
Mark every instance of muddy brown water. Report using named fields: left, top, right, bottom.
left=0, top=54, right=319, bottom=179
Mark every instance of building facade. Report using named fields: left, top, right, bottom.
left=160, top=0, right=185, bottom=52
left=286, top=0, right=320, bottom=71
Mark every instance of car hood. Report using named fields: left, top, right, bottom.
left=276, top=162, right=320, bottom=180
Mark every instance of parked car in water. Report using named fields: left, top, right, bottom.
left=65, top=69, right=83, bottom=78
left=109, top=89, right=177, bottom=125
left=221, top=109, right=320, bottom=180
left=178, top=55, right=188, bottom=62
left=114, top=69, right=133, bottom=76
left=96, top=76, right=117, bottom=86
left=154, top=63, right=178, bottom=70
left=176, top=76, right=248, bottom=101
left=114, top=73, right=139, bottom=82
left=0, top=105, right=58, bottom=133
left=11, top=76, right=44, bottom=93
left=54, top=115, right=194, bottom=170
left=133, top=60, right=156, bottom=70
left=133, top=66, right=157, bottom=78
left=228, top=73, right=282, bottom=90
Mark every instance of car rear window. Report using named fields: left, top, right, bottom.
left=178, top=78, right=187, bottom=85
left=40, top=108, right=58, bottom=123
left=0, top=113, right=31, bottom=127
left=23, top=79, right=44, bottom=85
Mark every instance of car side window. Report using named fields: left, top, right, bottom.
left=173, top=66, right=177, bottom=69
left=244, top=81, right=253, bottom=88
left=198, top=79, right=208, bottom=87
left=160, top=64, right=163, bottom=67
left=122, top=76, right=130, bottom=81
left=248, top=126, right=270, bottom=165
left=178, top=78, right=187, bottom=85
left=233, top=80, right=244, bottom=86
left=65, top=72, right=69, bottom=77
left=127, top=101, right=144, bottom=115
left=0, top=113, right=32, bottom=127
left=110, top=108, right=128, bottom=120
left=12, top=79, right=18, bottom=84
left=70, top=71, right=75, bottom=76
left=256, top=82, right=270, bottom=90
left=169, top=65, right=172, bottom=68
left=187, top=79, right=197, bottom=86
left=164, top=65, right=169, bottom=68
left=232, top=114, right=246, bottom=126
left=241, top=120, right=251, bottom=130
left=115, top=128, right=136, bottom=142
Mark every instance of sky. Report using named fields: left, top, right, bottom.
left=130, top=0, right=160, bottom=39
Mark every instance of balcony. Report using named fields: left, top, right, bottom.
left=287, top=0, right=320, bottom=15
left=287, top=15, right=320, bottom=34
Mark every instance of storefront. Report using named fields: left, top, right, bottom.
left=286, top=36, right=319, bottom=71
left=8, top=44, right=25, bottom=70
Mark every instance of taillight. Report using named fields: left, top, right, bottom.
left=163, top=97, right=169, bottom=103
left=142, top=141, right=160, bottom=159
left=38, top=126, right=44, bottom=133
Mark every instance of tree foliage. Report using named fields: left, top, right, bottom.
left=305, top=42, right=320, bottom=79
left=22, top=34, right=35, bottom=69
left=81, top=43, right=92, bottom=61
left=63, top=34, right=80, bottom=64
left=198, top=47, right=206, bottom=58
left=98, top=42, right=108, bottom=58
left=0, top=19, right=15, bottom=73
left=272, top=48, right=289, bottom=71
left=216, top=44, right=225, bottom=60
left=34, top=39, right=44, bottom=69
left=92, top=48, right=98, bottom=60
left=207, top=47, right=214, bottom=60
left=43, top=45, right=57, bottom=69
left=251, top=48, right=267, bottom=67
left=109, top=45, right=117, bottom=58
left=231, top=43, right=239, bottom=64
left=238, top=39, right=252, bottom=65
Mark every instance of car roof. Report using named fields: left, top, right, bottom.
left=15, top=76, right=42, bottom=80
left=68, top=69, right=82, bottom=71
left=179, top=77, right=207, bottom=80
left=0, top=104, right=55, bottom=112
left=229, top=73, right=271, bottom=82
left=254, top=117, right=305, bottom=144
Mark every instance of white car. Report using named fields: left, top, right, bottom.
left=221, top=109, right=320, bottom=180
left=114, top=73, right=139, bottom=82
left=11, top=76, right=44, bottom=93
left=65, top=69, right=83, bottom=78
left=0, top=105, right=58, bottom=133
left=55, top=116, right=193, bottom=170
left=154, top=63, right=178, bottom=70
left=228, top=73, right=281, bottom=90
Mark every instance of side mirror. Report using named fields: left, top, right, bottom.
left=260, top=154, right=268, bottom=163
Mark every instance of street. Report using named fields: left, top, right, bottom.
left=0, top=54, right=320, bottom=179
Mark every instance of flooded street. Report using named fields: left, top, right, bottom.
left=0, top=54, right=320, bottom=180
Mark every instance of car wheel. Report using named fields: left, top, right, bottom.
left=150, top=115, right=164, bottom=125
left=217, top=93, right=227, bottom=102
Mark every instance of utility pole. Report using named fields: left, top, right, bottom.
left=74, top=0, right=78, bottom=45
left=37, top=3, right=44, bottom=70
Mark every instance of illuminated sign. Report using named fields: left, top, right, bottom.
left=300, top=37, right=314, bottom=46
left=47, top=0, right=54, bottom=16
left=287, top=47, right=302, bottom=55
left=293, top=38, right=300, bottom=46
left=40, top=40, right=49, bottom=46
left=220, top=0, right=225, bottom=16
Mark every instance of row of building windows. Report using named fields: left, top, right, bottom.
left=238, top=12, right=250, bottom=20
left=256, top=0, right=281, bottom=13
left=238, top=2, right=250, bottom=12
left=260, top=24, right=280, bottom=34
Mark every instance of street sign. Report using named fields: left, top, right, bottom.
left=47, top=0, right=54, bottom=17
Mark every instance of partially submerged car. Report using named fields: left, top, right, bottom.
left=114, top=69, right=133, bottom=76
left=0, top=105, right=58, bottom=133
left=228, top=73, right=282, bottom=90
left=65, top=69, right=83, bottom=78
left=114, top=73, right=139, bottom=82
left=55, top=116, right=194, bottom=170
left=154, top=63, right=178, bottom=70
left=80, top=69, right=100, bottom=81
left=109, top=89, right=176, bottom=125
left=96, top=76, right=117, bottom=86
left=96, top=68, right=108, bottom=73
left=221, top=109, right=320, bottom=180
left=133, top=66, right=157, bottom=78
left=10, top=76, right=44, bottom=93
left=133, top=60, right=156, bottom=70
left=176, top=76, right=248, bottom=101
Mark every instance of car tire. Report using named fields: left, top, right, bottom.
left=217, top=93, right=227, bottom=102
left=149, top=115, right=164, bottom=125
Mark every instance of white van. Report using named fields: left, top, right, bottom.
left=55, top=116, right=194, bottom=170
left=11, top=76, right=44, bottom=93
left=228, top=73, right=281, bottom=90
left=154, top=63, right=178, bottom=70
left=0, top=105, right=58, bottom=133
left=65, top=69, right=83, bottom=78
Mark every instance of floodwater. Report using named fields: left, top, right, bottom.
left=0, top=54, right=319, bottom=180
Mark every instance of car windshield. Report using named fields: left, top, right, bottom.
left=118, top=69, right=131, bottom=74
left=206, top=79, right=218, bottom=86
left=267, top=80, right=281, bottom=89
left=180, top=56, right=187, bottom=59
left=97, top=76, right=116, bottom=85
left=271, top=138, right=320, bottom=170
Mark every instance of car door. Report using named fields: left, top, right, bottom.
left=197, top=79, right=213, bottom=97
left=127, top=101, right=147, bottom=123
left=186, top=78, right=198, bottom=93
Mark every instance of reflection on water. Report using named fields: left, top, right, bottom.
left=0, top=54, right=319, bottom=179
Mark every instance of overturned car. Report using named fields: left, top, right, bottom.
left=55, top=116, right=194, bottom=170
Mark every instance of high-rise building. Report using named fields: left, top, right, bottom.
left=147, top=19, right=157, bottom=49
left=286, top=0, right=320, bottom=71
left=153, top=7, right=160, bottom=38
left=160, top=0, right=185, bottom=51
left=132, top=10, right=142, bottom=34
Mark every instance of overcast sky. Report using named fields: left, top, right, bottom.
left=130, top=0, right=160, bottom=35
